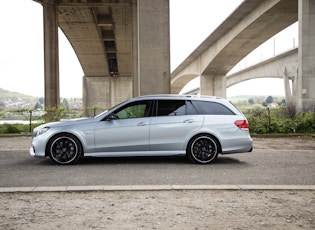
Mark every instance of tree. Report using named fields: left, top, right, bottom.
left=38, top=97, right=44, bottom=105
left=61, top=98, right=69, bottom=110
left=262, top=101, right=268, bottom=107
left=34, top=102, right=43, bottom=110
left=266, top=96, right=274, bottom=104
left=248, top=98, right=254, bottom=105
left=0, top=100, right=5, bottom=111
left=277, top=98, right=286, bottom=106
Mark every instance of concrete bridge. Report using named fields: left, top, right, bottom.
left=228, top=48, right=298, bottom=111
left=34, top=0, right=314, bottom=118
left=171, top=0, right=314, bottom=112
left=186, top=48, right=299, bottom=110
left=34, top=0, right=170, bottom=117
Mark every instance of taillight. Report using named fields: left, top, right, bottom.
left=234, top=120, right=249, bottom=130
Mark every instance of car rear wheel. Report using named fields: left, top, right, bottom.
left=47, top=133, right=82, bottom=165
left=187, top=134, right=219, bottom=164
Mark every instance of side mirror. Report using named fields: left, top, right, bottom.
left=105, top=113, right=118, bottom=120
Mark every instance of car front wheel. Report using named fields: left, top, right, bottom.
left=187, top=134, right=219, bottom=164
left=47, top=133, right=82, bottom=165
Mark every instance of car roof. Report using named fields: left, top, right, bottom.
left=133, top=94, right=225, bottom=101
left=130, top=94, right=240, bottom=114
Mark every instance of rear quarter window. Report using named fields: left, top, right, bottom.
left=192, top=101, right=235, bottom=115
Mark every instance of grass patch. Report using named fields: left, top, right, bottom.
left=0, top=123, right=43, bottom=134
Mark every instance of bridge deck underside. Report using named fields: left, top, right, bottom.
left=57, top=1, right=133, bottom=77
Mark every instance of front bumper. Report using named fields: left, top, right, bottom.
left=30, top=146, right=45, bottom=158
left=29, top=135, right=48, bottom=159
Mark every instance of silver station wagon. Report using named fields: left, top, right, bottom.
left=30, top=95, right=253, bottom=165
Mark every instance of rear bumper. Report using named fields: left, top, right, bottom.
left=221, top=138, right=253, bottom=154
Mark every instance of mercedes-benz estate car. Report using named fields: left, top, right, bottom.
left=30, top=95, right=253, bottom=165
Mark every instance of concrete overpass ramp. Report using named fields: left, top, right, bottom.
left=172, top=0, right=315, bottom=112
left=171, top=0, right=298, bottom=96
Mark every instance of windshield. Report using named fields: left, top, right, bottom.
left=94, top=100, right=127, bottom=119
left=94, top=110, right=108, bottom=118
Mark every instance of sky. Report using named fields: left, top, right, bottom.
left=0, top=0, right=298, bottom=98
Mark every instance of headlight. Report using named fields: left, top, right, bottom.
left=35, top=127, right=50, bottom=137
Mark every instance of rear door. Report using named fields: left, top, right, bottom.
left=149, top=100, right=204, bottom=151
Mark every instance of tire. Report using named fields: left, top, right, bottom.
left=187, top=134, right=219, bottom=164
left=47, top=133, right=82, bottom=165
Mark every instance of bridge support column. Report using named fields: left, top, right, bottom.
left=296, top=0, right=315, bottom=112
left=83, top=76, right=132, bottom=116
left=283, top=67, right=296, bottom=114
left=43, top=0, right=60, bottom=121
left=200, top=75, right=226, bottom=98
left=132, top=0, right=170, bottom=96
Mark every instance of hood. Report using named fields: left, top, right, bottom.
left=36, top=117, right=95, bottom=129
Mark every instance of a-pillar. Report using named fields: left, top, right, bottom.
left=132, top=0, right=170, bottom=96
left=297, top=0, right=315, bottom=112
left=43, top=0, right=60, bottom=121
left=200, top=75, right=227, bottom=98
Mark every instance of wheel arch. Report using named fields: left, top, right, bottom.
left=186, top=132, right=222, bottom=154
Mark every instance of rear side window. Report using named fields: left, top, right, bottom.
left=156, top=100, right=186, bottom=116
left=192, top=101, right=235, bottom=115
left=186, top=100, right=199, bottom=115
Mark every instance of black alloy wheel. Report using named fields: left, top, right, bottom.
left=187, top=134, right=219, bottom=164
left=48, top=134, right=82, bottom=165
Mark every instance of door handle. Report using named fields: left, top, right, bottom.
left=137, top=122, right=148, bottom=126
left=183, top=119, right=194, bottom=123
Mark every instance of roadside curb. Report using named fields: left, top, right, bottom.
left=0, top=185, right=314, bottom=193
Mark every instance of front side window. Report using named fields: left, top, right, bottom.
left=192, top=101, right=235, bottom=115
left=114, top=100, right=152, bottom=119
left=156, top=100, right=186, bottom=116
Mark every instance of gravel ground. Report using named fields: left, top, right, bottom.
left=1, top=190, right=314, bottom=230
left=0, top=135, right=314, bottom=229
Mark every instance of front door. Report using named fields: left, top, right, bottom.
left=94, top=100, right=152, bottom=153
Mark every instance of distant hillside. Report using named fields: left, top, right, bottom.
left=0, top=88, right=40, bottom=110
left=0, top=88, right=39, bottom=100
left=0, top=88, right=82, bottom=110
